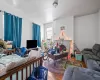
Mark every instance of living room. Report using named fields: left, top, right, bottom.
left=43, top=9, right=100, bottom=80
left=0, top=0, right=100, bottom=80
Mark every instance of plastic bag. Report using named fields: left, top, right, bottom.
left=28, top=66, right=48, bottom=80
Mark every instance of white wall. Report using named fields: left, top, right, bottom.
left=0, top=12, right=3, bottom=39
left=41, top=24, right=45, bottom=40
left=98, top=10, right=100, bottom=44
left=21, top=19, right=32, bottom=47
left=74, top=13, right=99, bottom=50
left=44, top=16, right=74, bottom=41
left=53, top=16, right=74, bottom=40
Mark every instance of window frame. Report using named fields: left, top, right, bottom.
left=46, top=27, right=53, bottom=40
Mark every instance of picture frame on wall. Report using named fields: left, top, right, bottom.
left=60, top=26, right=65, bottom=30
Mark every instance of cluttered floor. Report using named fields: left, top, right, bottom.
left=46, top=58, right=86, bottom=80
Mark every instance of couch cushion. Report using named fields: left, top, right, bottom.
left=83, top=53, right=100, bottom=63
left=82, top=51, right=93, bottom=55
left=97, top=51, right=100, bottom=58
left=83, top=54, right=92, bottom=63
left=92, top=44, right=100, bottom=55
left=87, top=59, right=100, bottom=72
left=62, top=67, right=74, bottom=80
left=63, top=67, right=100, bottom=80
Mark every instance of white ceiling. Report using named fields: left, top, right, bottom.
left=4, top=0, right=100, bottom=24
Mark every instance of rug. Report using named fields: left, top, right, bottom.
left=43, top=59, right=83, bottom=74
left=44, top=59, right=65, bottom=74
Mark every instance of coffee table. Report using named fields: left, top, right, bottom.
left=48, top=52, right=68, bottom=66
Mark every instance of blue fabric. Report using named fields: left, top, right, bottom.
left=20, top=47, right=27, bottom=56
left=4, top=12, right=22, bottom=48
left=4, top=12, right=13, bottom=41
left=27, top=77, right=36, bottom=80
left=87, top=59, right=100, bottom=72
left=37, top=66, right=48, bottom=79
left=32, top=23, right=41, bottom=47
left=28, top=66, right=48, bottom=80
left=15, top=51, right=21, bottom=56
left=48, top=49, right=56, bottom=55
left=15, top=47, right=26, bottom=57
left=63, top=67, right=100, bottom=80
left=13, top=16, right=22, bottom=48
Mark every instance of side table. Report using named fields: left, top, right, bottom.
left=48, top=52, right=68, bottom=66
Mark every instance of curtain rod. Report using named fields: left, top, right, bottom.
left=0, top=10, right=22, bottom=19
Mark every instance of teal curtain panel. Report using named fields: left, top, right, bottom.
left=32, top=23, right=41, bottom=47
left=4, top=12, right=22, bottom=48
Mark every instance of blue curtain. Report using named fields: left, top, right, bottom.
left=4, top=13, right=13, bottom=41
left=32, top=23, right=41, bottom=47
left=4, top=12, right=22, bottom=48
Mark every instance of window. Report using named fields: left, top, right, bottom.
left=46, top=27, right=53, bottom=39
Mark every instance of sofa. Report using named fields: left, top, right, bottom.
left=82, top=44, right=100, bottom=71
left=63, top=67, right=100, bottom=80
left=62, top=44, right=100, bottom=80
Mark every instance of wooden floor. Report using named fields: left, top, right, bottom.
left=71, top=57, right=87, bottom=68
left=48, top=71, right=56, bottom=80
left=48, top=57, right=86, bottom=80
left=48, top=71, right=63, bottom=80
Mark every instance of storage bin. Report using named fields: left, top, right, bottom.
left=75, top=54, right=82, bottom=61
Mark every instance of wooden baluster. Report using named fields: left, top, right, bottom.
left=33, top=63, right=34, bottom=72
left=40, top=58, right=43, bottom=66
left=26, top=67, right=27, bottom=79
left=30, top=65, right=31, bottom=76
left=38, top=61, right=39, bottom=67
left=16, top=71, right=18, bottom=80
left=39, top=61, right=40, bottom=66
left=36, top=62, right=37, bottom=67
left=21, top=69, right=23, bottom=80
left=38, top=60, right=40, bottom=66
left=10, top=75, right=12, bottom=80
left=33, top=63, right=34, bottom=67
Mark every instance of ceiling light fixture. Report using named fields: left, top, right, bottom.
left=53, top=0, right=58, bottom=8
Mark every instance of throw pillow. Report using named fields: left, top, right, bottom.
left=20, top=47, right=27, bottom=56
left=15, top=47, right=27, bottom=57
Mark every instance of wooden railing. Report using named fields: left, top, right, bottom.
left=0, top=57, right=43, bottom=80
